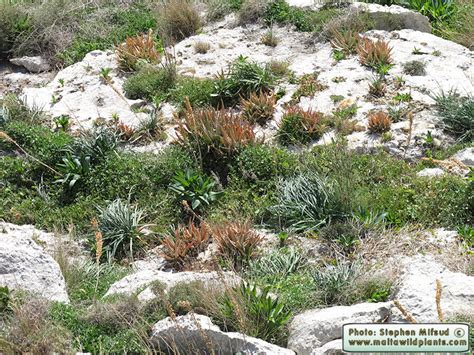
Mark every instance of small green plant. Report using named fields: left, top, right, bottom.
left=330, top=95, right=345, bottom=103
left=96, top=198, right=147, bottom=262
left=0, top=286, right=11, bottom=314
left=100, top=67, right=112, bottom=81
left=332, top=50, right=345, bottom=61
left=412, top=46, right=423, bottom=54
left=393, top=92, right=413, bottom=102
left=332, top=76, right=346, bottom=83
left=56, top=153, right=91, bottom=192
left=219, top=282, right=292, bottom=344
left=212, top=56, right=275, bottom=107
left=433, top=90, right=473, bottom=142
left=403, top=60, right=427, bottom=76
left=58, top=78, right=65, bottom=87
left=277, top=232, right=290, bottom=247
left=124, top=63, right=177, bottom=100
left=292, top=73, right=327, bottom=102
left=169, top=170, right=222, bottom=214
left=394, top=75, right=406, bottom=89
left=368, top=75, right=386, bottom=98
left=54, top=115, right=70, bottom=131
left=408, top=0, right=456, bottom=22
left=457, top=225, right=474, bottom=252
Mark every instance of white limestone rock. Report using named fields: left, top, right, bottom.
left=288, top=302, right=391, bottom=354
left=150, top=313, right=295, bottom=354
left=10, top=56, right=51, bottom=73
left=22, top=50, right=148, bottom=130
left=0, top=223, right=69, bottom=303
left=452, top=147, right=474, bottom=167
left=416, top=167, right=446, bottom=177
left=350, top=2, right=431, bottom=33
left=391, top=255, right=474, bottom=323
left=104, top=270, right=241, bottom=301
left=310, top=339, right=344, bottom=355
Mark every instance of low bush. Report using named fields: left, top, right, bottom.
left=230, top=144, right=297, bottom=186
left=357, top=38, right=393, bottom=71
left=156, top=0, right=201, bottom=42
left=277, top=106, right=327, bottom=146
left=124, top=65, right=175, bottom=100
left=403, top=60, right=426, bottom=76
left=169, top=76, right=215, bottom=109
left=166, top=281, right=210, bottom=315
left=292, top=73, right=327, bottom=102
left=368, top=111, right=392, bottom=133
left=241, top=92, right=276, bottom=126
left=213, top=220, right=262, bottom=269
left=116, top=30, right=161, bottom=72
left=238, top=0, right=269, bottom=25
left=433, top=90, right=473, bottom=142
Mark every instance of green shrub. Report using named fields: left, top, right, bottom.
left=97, top=198, right=148, bottom=262
left=230, top=144, right=297, bottom=186
left=433, top=90, right=473, bottom=142
left=167, top=281, right=209, bottom=315
left=269, top=173, right=343, bottom=233
left=169, top=76, right=215, bottom=109
left=123, top=64, right=177, bottom=100
left=403, top=60, right=426, bottom=76
left=212, top=56, right=275, bottom=107
left=56, top=152, right=91, bottom=194
left=1, top=121, right=72, bottom=166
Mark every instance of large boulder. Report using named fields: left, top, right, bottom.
left=0, top=223, right=69, bottom=303
left=150, top=313, right=294, bottom=354
left=288, top=302, right=390, bottom=354
left=453, top=147, right=474, bottom=167
left=350, top=2, right=431, bottom=33
left=391, top=255, right=474, bottom=322
left=10, top=56, right=51, bottom=73
left=104, top=269, right=241, bottom=301
left=22, top=50, right=148, bottom=130
left=310, top=339, right=343, bottom=355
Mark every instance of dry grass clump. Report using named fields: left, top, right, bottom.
left=161, top=222, right=211, bottom=269
left=269, top=60, right=290, bottom=77
left=368, top=111, right=392, bottom=134
left=1, top=298, right=72, bottom=353
left=237, top=0, right=269, bottom=25
left=116, top=30, right=160, bottom=72
left=213, top=221, right=262, bottom=269
left=177, top=101, right=256, bottom=156
left=330, top=30, right=360, bottom=55
left=357, top=38, right=393, bottom=70
left=241, top=91, right=276, bottom=126
left=261, top=30, right=279, bottom=47
left=157, top=0, right=201, bottom=42
left=194, top=41, right=211, bottom=54
left=368, top=75, right=386, bottom=98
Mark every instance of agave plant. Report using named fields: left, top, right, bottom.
left=96, top=198, right=148, bottom=262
